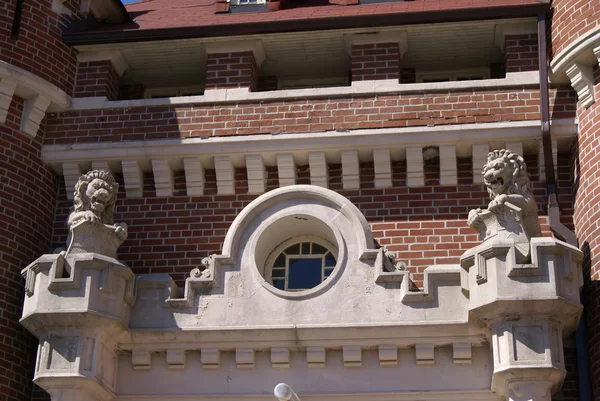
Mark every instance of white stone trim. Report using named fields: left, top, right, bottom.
left=235, top=348, right=255, bottom=369
left=214, top=156, right=235, bottom=195
left=0, top=78, right=17, bottom=124
left=471, top=144, right=490, bottom=185
left=343, top=346, right=362, bottom=368
left=51, top=0, right=73, bottom=15
left=21, top=95, right=51, bottom=137
left=131, top=349, right=151, bottom=370
left=344, top=31, right=408, bottom=58
left=183, top=157, right=205, bottom=196
left=565, top=63, right=595, bottom=109
left=68, top=71, right=539, bottom=111
left=62, top=163, right=82, bottom=200
left=551, top=24, right=600, bottom=80
left=373, top=148, right=392, bottom=189
left=453, top=343, right=472, bottom=365
left=151, top=159, right=174, bottom=198
left=201, top=349, right=220, bottom=370
left=276, top=153, right=296, bottom=187
left=415, top=344, right=435, bottom=365
left=341, top=150, right=360, bottom=190
left=245, top=154, right=266, bottom=195
left=504, top=142, right=523, bottom=158
left=538, top=140, right=558, bottom=183
left=439, top=145, right=457, bottom=186
left=494, top=22, right=537, bottom=52
left=0, top=61, right=69, bottom=113
left=378, top=345, right=398, bottom=367
left=166, top=349, right=186, bottom=370
left=405, top=147, right=424, bottom=187
left=270, top=348, right=290, bottom=369
left=309, top=152, right=328, bottom=188
left=121, top=160, right=144, bottom=198
left=205, top=40, right=266, bottom=67
left=91, top=161, right=113, bottom=175
left=77, top=50, right=129, bottom=77
left=306, top=346, right=326, bottom=369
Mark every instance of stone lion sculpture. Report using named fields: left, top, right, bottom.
left=67, top=171, right=127, bottom=255
left=468, top=149, right=542, bottom=240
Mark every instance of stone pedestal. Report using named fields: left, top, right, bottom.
left=21, top=252, right=135, bottom=401
left=461, top=224, right=583, bottom=400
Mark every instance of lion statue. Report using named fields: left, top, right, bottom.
left=67, top=170, right=127, bottom=241
left=468, top=149, right=541, bottom=239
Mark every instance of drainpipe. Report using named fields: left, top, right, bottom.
left=537, top=12, right=591, bottom=401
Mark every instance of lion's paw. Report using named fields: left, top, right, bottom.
left=467, top=208, right=483, bottom=228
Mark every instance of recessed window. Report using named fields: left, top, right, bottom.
left=416, top=68, right=490, bottom=83
left=267, top=238, right=337, bottom=291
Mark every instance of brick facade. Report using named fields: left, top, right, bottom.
left=351, top=43, right=400, bottom=82
left=74, top=60, right=121, bottom=100
left=572, top=66, right=600, bottom=400
left=505, top=33, right=540, bottom=73
left=44, top=86, right=576, bottom=144
left=551, top=0, right=600, bottom=58
left=0, top=98, right=58, bottom=401
left=205, top=51, right=259, bottom=91
left=0, top=0, right=78, bottom=94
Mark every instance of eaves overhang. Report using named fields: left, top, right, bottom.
left=62, top=2, right=550, bottom=46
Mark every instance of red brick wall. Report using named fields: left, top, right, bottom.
left=551, top=0, right=600, bottom=58
left=74, top=61, right=120, bottom=100
left=43, top=86, right=576, bottom=144
left=351, top=43, right=400, bottom=82
left=0, top=0, right=78, bottom=94
left=205, top=52, right=258, bottom=91
left=505, top=34, right=539, bottom=73
left=572, top=65, right=600, bottom=401
left=50, top=152, right=574, bottom=289
left=0, top=97, right=58, bottom=401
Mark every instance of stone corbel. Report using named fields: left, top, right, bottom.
left=50, top=0, right=72, bottom=15
left=565, top=62, right=595, bottom=109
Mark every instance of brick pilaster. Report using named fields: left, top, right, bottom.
left=205, top=51, right=259, bottom=91
left=504, top=33, right=539, bottom=73
left=351, top=42, right=400, bottom=82
left=74, top=60, right=121, bottom=100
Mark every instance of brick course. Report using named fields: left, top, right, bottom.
left=43, top=86, right=576, bottom=145
left=551, top=0, right=600, bottom=58
left=74, top=61, right=121, bottom=100
left=351, top=43, right=400, bottom=82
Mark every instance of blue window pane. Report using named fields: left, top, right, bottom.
left=325, top=252, right=336, bottom=267
left=272, top=269, right=286, bottom=278
left=285, top=244, right=300, bottom=255
left=288, top=258, right=322, bottom=290
left=324, top=268, right=333, bottom=277
left=273, top=279, right=285, bottom=290
left=301, top=242, right=310, bottom=255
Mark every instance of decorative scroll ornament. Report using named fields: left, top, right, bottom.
left=467, top=149, right=541, bottom=263
left=65, top=170, right=128, bottom=258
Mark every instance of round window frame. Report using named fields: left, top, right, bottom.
left=265, top=236, right=339, bottom=292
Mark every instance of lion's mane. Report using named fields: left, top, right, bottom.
left=484, top=149, right=532, bottom=201
left=71, top=170, right=118, bottom=225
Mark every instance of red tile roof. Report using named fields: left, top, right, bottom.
left=64, top=0, right=548, bottom=45
left=120, top=0, right=543, bottom=30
